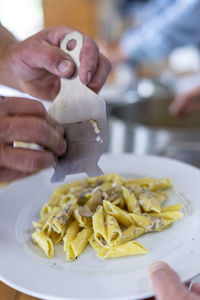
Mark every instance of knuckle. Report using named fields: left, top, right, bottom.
left=81, top=43, right=99, bottom=62
left=0, top=118, right=12, bottom=142
left=90, top=77, right=103, bottom=91
left=33, top=101, right=46, bottom=117
left=27, top=152, right=43, bottom=172
left=80, top=45, right=90, bottom=57
left=45, top=48, right=61, bottom=67
left=87, top=36, right=99, bottom=52
left=18, top=40, right=33, bottom=62
left=32, top=119, right=59, bottom=150
left=28, top=151, right=54, bottom=172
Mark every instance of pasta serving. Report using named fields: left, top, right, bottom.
left=32, top=174, right=183, bottom=260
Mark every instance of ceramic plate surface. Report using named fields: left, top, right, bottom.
left=0, top=154, right=199, bottom=300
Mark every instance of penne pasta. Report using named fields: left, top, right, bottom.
left=162, top=204, right=183, bottom=212
left=88, top=234, right=103, bottom=252
left=32, top=230, right=54, bottom=258
left=63, top=221, right=79, bottom=254
left=125, top=177, right=171, bottom=191
left=42, top=206, right=60, bottom=236
left=121, top=186, right=141, bottom=214
left=73, top=204, right=92, bottom=227
left=106, top=215, right=122, bottom=246
left=32, top=174, right=183, bottom=261
left=103, top=200, right=135, bottom=227
left=118, top=225, right=145, bottom=245
left=92, top=205, right=107, bottom=246
left=97, top=241, right=149, bottom=259
left=149, top=211, right=183, bottom=221
left=138, top=189, right=161, bottom=213
left=68, top=227, right=92, bottom=261
left=131, top=214, right=173, bottom=232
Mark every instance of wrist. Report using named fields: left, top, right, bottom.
left=0, top=26, right=21, bottom=90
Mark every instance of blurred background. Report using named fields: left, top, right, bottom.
left=1, top=0, right=200, bottom=167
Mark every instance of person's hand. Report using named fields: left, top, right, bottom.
left=149, top=262, right=200, bottom=300
left=169, top=86, right=200, bottom=115
left=0, top=96, right=66, bottom=183
left=4, top=26, right=111, bottom=100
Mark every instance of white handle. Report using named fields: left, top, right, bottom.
left=60, top=31, right=83, bottom=71
left=49, top=31, right=106, bottom=124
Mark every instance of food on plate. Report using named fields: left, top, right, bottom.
left=32, top=174, right=183, bottom=260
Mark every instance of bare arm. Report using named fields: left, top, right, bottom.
left=0, top=25, right=20, bottom=90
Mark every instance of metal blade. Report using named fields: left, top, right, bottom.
left=51, top=118, right=107, bottom=182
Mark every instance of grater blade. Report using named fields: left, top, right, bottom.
left=51, top=117, right=106, bottom=182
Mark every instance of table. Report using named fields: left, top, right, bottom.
left=0, top=280, right=155, bottom=300
left=0, top=281, right=39, bottom=300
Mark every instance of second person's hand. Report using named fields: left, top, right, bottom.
left=149, top=262, right=200, bottom=300
left=169, top=86, right=200, bottom=115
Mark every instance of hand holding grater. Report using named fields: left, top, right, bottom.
left=48, top=31, right=107, bottom=183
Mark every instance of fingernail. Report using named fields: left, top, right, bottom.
left=58, top=60, right=72, bottom=73
left=57, top=139, right=67, bottom=155
left=87, top=71, right=92, bottom=84
left=149, top=262, right=168, bottom=274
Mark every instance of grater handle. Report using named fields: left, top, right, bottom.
left=60, top=31, right=83, bottom=71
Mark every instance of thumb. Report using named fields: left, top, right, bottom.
left=149, top=262, right=189, bottom=300
left=169, top=87, right=200, bottom=115
left=22, top=39, right=75, bottom=78
left=168, top=94, right=188, bottom=115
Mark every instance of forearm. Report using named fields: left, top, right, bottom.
left=0, top=25, right=21, bottom=90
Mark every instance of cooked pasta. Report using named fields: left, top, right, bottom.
left=32, top=174, right=183, bottom=260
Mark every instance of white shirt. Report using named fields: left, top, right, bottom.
left=120, top=0, right=200, bottom=64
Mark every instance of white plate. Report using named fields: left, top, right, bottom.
left=0, top=154, right=200, bottom=300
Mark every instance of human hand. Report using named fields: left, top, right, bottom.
left=149, top=262, right=200, bottom=300
left=4, top=26, right=111, bottom=100
left=0, top=96, right=66, bottom=183
left=169, top=86, right=200, bottom=115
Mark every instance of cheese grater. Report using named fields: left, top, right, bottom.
left=48, top=31, right=107, bottom=182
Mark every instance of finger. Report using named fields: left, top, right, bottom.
left=20, top=38, right=75, bottom=78
left=40, top=27, right=105, bottom=85
left=19, top=71, right=60, bottom=101
left=0, top=146, right=55, bottom=173
left=46, top=114, right=64, bottom=136
left=79, top=35, right=100, bottom=85
left=0, top=97, right=64, bottom=135
left=169, top=94, right=189, bottom=115
left=0, top=168, right=32, bottom=183
left=0, top=97, right=47, bottom=118
left=191, top=283, right=200, bottom=295
left=0, top=117, right=66, bottom=156
left=149, top=262, right=189, bottom=300
left=87, top=54, right=112, bottom=93
left=169, top=87, right=200, bottom=115
left=184, top=102, right=200, bottom=113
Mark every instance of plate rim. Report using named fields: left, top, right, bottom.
left=0, top=153, right=200, bottom=300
